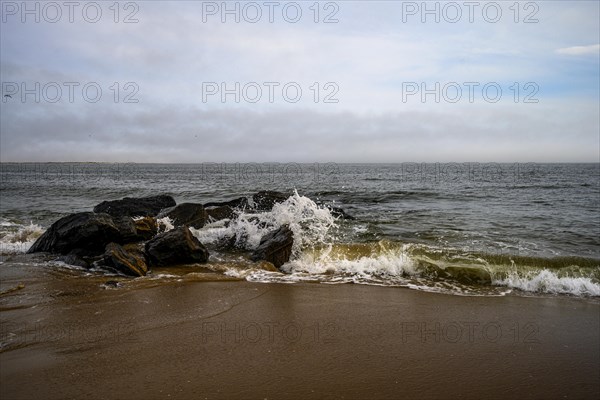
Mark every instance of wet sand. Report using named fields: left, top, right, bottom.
left=1, top=281, right=599, bottom=399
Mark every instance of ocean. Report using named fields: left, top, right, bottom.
left=1, top=162, right=599, bottom=298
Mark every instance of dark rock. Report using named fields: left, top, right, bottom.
left=111, top=216, right=158, bottom=243
left=158, top=203, right=206, bottom=229
left=103, top=280, right=121, bottom=288
left=112, top=216, right=139, bottom=243
left=93, top=195, right=176, bottom=218
left=252, top=191, right=290, bottom=211
left=132, top=217, right=158, bottom=240
left=27, top=212, right=121, bottom=256
left=103, top=243, right=148, bottom=277
left=323, top=204, right=355, bottom=220
left=145, top=226, right=209, bottom=267
left=203, top=198, right=250, bottom=222
left=122, top=242, right=145, bottom=253
left=213, top=234, right=238, bottom=251
left=204, top=197, right=249, bottom=210
left=122, top=242, right=149, bottom=264
left=64, top=249, right=105, bottom=265
left=55, top=253, right=90, bottom=269
left=204, top=205, right=236, bottom=222
left=251, top=225, right=294, bottom=269
left=211, top=231, right=255, bottom=252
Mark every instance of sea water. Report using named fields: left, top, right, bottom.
left=1, top=162, right=598, bottom=297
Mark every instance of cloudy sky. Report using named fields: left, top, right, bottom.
left=0, top=0, right=598, bottom=162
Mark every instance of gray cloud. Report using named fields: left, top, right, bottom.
left=0, top=1, right=598, bottom=162
left=2, top=100, right=597, bottom=162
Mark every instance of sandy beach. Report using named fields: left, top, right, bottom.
left=2, top=0, right=599, bottom=397
left=1, top=280, right=598, bottom=400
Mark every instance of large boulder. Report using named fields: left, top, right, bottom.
left=102, top=243, right=148, bottom=277
left=252, top=191, right=290, bottom=211
left=112, top=216, right=139, bottom=243
left=112, top=216, right=159, bottom=243
left=145, top=226, right=209, bottom=266
left=204, top=197, right=249, bottom=210
left=93, top=195, right=176, bottom=218
left=157, top=203, right=206, bottom=229
left=204, top=205, right=236, bottom=222
left=55, top=253, right=90, bottom=269
left=251, top=225, right=294, bottom=269
left=203, top=197, right=249, bottom=223
left=27, top=212, right=121, bottom=256
left=132, top=217, right=159, bottom=240
left=212, top=234, right=238, bottom=251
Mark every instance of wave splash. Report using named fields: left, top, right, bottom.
left=247, top=241, right=600, bottom=297
left=0, top=220, right=44, bottom=254
left=493, top=270, right=600, bottom=297
left=191, top=191, right=599, bottom=297
left=2, top=194, right=598, bottom=298
left=191, top=190, right=338, bottom=256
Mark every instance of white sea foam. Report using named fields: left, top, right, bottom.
left=0, top=222, right=44, bottom=254
left=352, top=224, right=369, bottom=234
left=2, top=198, right=597, bottom=298
left=190, top=190, right=338, bottom=255
left=156, top=216, right=174, bottom=232
left=493, top=270, right=600, bottom=296
left=281, top=243, right=419, bottom=278
left=241, top=241, right=600, bottom=297
left=50, top=260, right=88, bottom=271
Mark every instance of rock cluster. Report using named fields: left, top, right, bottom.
left=250, top=225, right=294, bottom=268
left=28, top=192, right=353, bottom=277
left=93, top=195, right=176, bottom=217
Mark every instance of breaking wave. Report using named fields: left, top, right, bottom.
left=2, top=193, right=598, bottom=298
left=0, top=220, right=44, bottom=255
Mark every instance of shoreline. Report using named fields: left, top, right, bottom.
left=1, top=281, right=599, bottom=399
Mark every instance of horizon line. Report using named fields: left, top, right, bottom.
left=1, top=161, right=599, bottom=165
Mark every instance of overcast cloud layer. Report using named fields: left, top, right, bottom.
left=1, top=0, right=599, bottom=162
